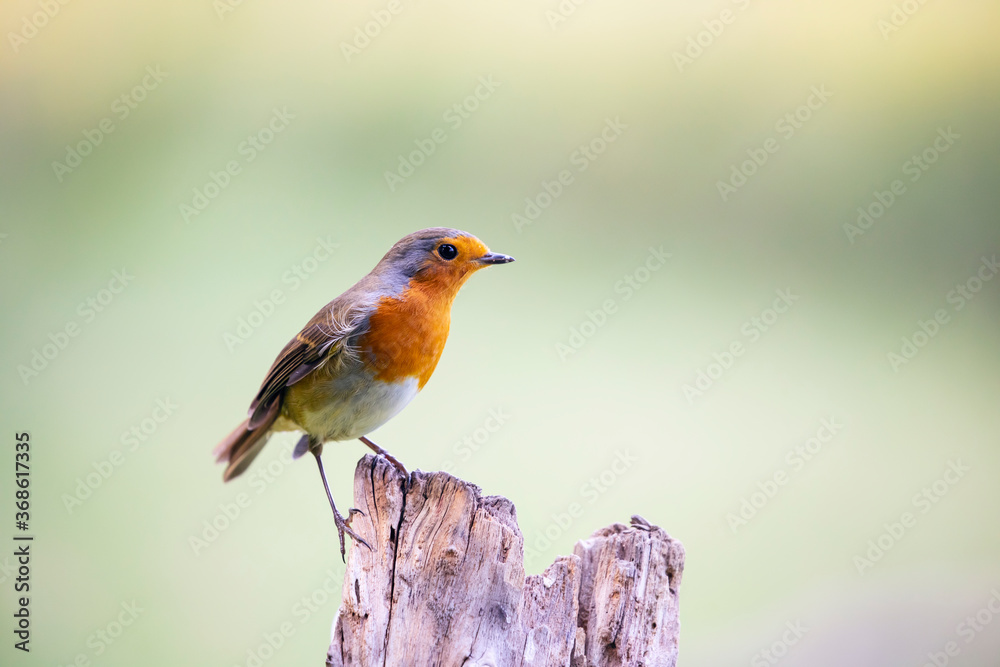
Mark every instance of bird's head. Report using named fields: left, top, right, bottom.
left=377, top=227, right=514, bottom=296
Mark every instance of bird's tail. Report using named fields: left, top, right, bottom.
left=213, top=401, right=280, bottom=481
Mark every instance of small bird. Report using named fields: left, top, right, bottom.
left=214, top=228, right=514, bottom=557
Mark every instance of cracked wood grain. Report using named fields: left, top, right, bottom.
left=327, top=455, right=684, bottom=667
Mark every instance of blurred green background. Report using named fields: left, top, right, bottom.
left=2, top=0, right=999, bottom=665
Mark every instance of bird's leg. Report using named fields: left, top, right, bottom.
left=359, top=435, right=408, bottom=475
left=311, top=441, right=371, bottom=560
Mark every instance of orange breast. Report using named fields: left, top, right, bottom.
left=360, top=267, right=470, bottom=388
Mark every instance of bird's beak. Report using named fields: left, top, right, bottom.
left=477, top=252, right=515, bottom=265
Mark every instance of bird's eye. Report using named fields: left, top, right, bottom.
left=437, top=244, right=458, bottom=260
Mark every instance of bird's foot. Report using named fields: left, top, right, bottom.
left=359, top=436, right=408, bottom=476
left=333, top=505, right=371, bottom=562
left=381, top=452, right=408, bottom=476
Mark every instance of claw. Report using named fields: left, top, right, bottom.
left=359, top=436, right=408, bottom=476
left=383, top=454, right=408, bottom=476
left=333, top=506, right=371, bottom=561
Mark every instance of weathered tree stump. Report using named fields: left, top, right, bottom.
left=326, top=455, right=684, bottom=666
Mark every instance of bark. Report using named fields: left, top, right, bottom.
left=327, top=455, right=684, bottom=667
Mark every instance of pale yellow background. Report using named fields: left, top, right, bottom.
left=1, top=1, right=999, bottom=666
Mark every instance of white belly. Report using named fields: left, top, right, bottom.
left=279, top=374, right=420, bottom=443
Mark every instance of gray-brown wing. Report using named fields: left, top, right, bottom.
left=247, top=302, right=366, bottom=429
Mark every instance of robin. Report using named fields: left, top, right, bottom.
left=214, top=228, right=514, bottom=558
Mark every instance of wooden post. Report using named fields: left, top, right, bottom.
left=327, top=455, right=685, bottom=667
